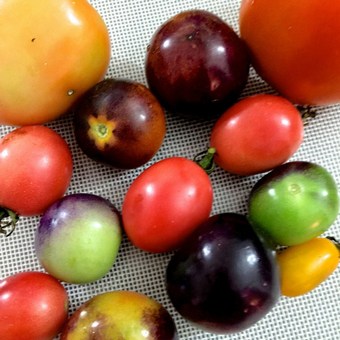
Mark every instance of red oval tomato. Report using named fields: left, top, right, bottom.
left=210, top=94, right=304, bottom=176
left=0, top=126, right=73, bottom=218
left=0, top=271, right=69, bottom=340
left=239, top=0, right=340, bottom=105
left=122, top=157, right=213, bottom=253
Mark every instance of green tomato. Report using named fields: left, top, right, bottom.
left=35, top=194, right=122, bottom=284
left=248, top=161, right=339, bottom=247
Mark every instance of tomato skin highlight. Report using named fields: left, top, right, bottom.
left=0, top=271, right=69, bottom=340
left=277, top=238, right=339, bottom=297
left=0, top=126, right=73, bottom=216
left=239, top=0, right=340, bottom=105
left=210, top=94, right=303, bottom=176
left=0, top=0, right=111, bottom=125
left=122, top=157, right=213, bottom=253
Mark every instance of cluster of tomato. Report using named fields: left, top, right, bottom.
left=1, top=1, right=340, bottom=339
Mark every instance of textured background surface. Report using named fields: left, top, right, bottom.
left=1, top=1, right=339, bottom=339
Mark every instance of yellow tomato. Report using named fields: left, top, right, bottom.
left=0, top=0, right=111, bottom=125
left=277, top=237, right=339, bottom=297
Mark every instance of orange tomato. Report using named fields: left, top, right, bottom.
left=277, top=238, right=339, bottom=297
left=239, top=0, right=340, bottom=105
left=0, top=0, right=111, bottom=125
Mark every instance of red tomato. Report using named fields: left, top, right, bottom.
left=122, top=157, right=213, bottom=253
left=0, top=271, right=69, bottom=340
left=0, top=126, right=73, bottom=217
left=239, top=0, right=340, bottom=105
left=210, top=94, right=304, bottom=176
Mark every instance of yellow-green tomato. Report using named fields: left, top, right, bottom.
left=0, top=0, right=110, bottom=125
left=60, top=291, right=178, bottom=339
left=277, top=237, right=339, bottom=297
left=248, top=161, right=339, bottom=247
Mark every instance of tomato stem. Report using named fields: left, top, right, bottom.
left=326, top=236, right=340, bottom=252
left=0, top=208, right=19, bottom=237
left=194, top=147, right=216, bottom=175
left=296, top=105, right=318, bottom=125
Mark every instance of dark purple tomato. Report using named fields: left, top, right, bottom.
left=166, top=213, right=280, bottom=334
left=145, top=10, right=250, bottom=118
left=73, top=78, right=166, bottom=169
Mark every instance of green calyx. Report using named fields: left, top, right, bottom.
left=194, top=147, right=216, bottom=175
left=0, top=208, right=19, bottom=237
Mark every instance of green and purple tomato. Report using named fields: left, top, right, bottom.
left=35, top=193, right=122, bottom=284
left=60, top=290, right=178, bottom=339
left=166, top=213, right=280, bottom=334
left=248, top=161, right=339, bottom=247
left=73, top=78, right=166, bottom=169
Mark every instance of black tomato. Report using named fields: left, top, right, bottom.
left=73, top=78, right=166, bottom=169
left=145, top=10, right=250, bottom=118
left=166, top=213, right=280, bottom=334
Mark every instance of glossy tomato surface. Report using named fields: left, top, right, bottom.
left=277, top=238, right=339, bottom=297
left=0, top=126, right=73, bottom=217
left=0, top=271, right=69, bottom=340
left=35, top=194, right=122, bottom=284
left=0, top=0, right=110, bottom=125
left=122, top=157, right=213, bottom=253
left=166, top=213, right=280, bottom=334
left=210, top=94, right=303, bottom=175
left=240, top=0, right=340, bottom=105
left=61, top=290, right=178, bottom=339
left=73, top=78, right=166, bottom=169
left=146, top=9, right=249, bottom=118
left=248, top=161, right=339, bottom=246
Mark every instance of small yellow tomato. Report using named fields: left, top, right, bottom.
left=277, top=237, right=339, bottom=297
left=0, top=0, right=111, bottom=125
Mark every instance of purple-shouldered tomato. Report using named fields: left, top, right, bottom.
left=35, top=193, right=122, bottom=284
left=73, top=78, right=166, bottom=169
left=61, top=290, right=178, bottom=339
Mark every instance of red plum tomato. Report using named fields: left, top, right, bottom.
left=239, top=0, right=340, bottom=105
left=73, top=78, right=166, bottom=169
left=210, top=94, right=303, bottom=176
left=122, top=157, right=213, bottom=253
left=0, top=271, right=69, bottom=340
left=0, top=126, right=73, bottom=219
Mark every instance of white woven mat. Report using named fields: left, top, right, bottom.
left=1, top=1, right=339, bottom=339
